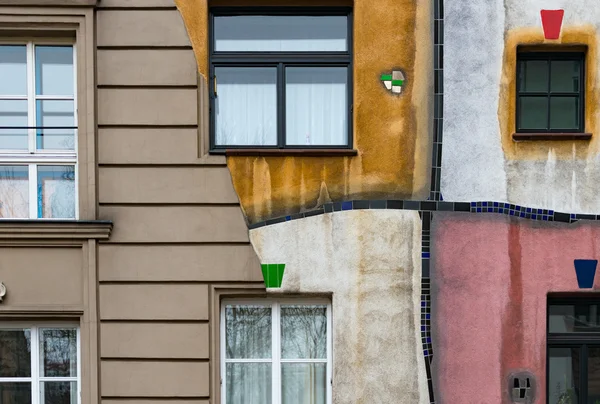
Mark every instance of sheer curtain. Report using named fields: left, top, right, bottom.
left=215, top=67, right=277, bottom=146
left=286, top=67, right=347, bottom=146
left=225, top=306, right=272, bottom=404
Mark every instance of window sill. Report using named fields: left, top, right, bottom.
left=512, top=132, right=592, bottom=141
left=0, top=220, right=112, bottom=240
left=224, top=148, right=358, bottom=157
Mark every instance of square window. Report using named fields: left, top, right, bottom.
left=222, top=300, right=332, bottom=404
left=210, top=9, right=352, bottom=151
left=0, top=326, right=80, bottom=404
left=0, top=43, right=77, bottom=219
left=516, top=52, right=585, bottom=133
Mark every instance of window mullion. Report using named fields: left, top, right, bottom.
left=31, top=326, right=40, bottom=404
left=272, top=301, right=281, bottom=404
left=327, top=302, right=333, bottom=404
left=26, top=42, right=36, bottom=153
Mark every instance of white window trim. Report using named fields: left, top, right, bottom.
left=220, top=298, right=333, bottom=404
left=0, top=40, right=78, bottom=219
left=0, top=324, right=81, bottom=404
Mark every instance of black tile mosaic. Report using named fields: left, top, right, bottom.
left=387, top=200, right=404, bottom=209
left=421, top=201, right=437, bottom=211
left=324, top=203, right=333, bottom=213
left=305, top=208, right=324, bottom=217
left=370, top=200, right=387, bottom=209
left=353, top=200, right=369, bottom=209
left=404, top=200, right=420, bottom=210
left=266, top=217, right=286, bottom=226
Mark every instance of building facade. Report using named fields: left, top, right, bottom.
left=0, top=0, right=598, bottom=404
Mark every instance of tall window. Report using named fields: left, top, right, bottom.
left=0, top=43, right=77, bottom=219
left=221, top=299, right=332, bottom=404
left=516, top=51, right=584, bottom=133
left=547, top=299, right=600, bottom=403
left=0, top=326, right=80, bottom=404
left=209, top=9, right=352, bottom=151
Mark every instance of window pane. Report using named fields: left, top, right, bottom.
left=281, top=305, right=327, bottom=359
left=0, top=330, right=31, bottom=377
left=519, top=97, right=547, bottom=130
left=549, top=304, right=600, bottom=333
left=550, top=97, right=579, bottom=130
left=39, top=329, right=77, bottom=377
left=40, top=382, right=76, bottom=404
left=37, top=166, right=75, bottom=219
left=36, top=100, right=75, bottom=150
left=551, top=60, right=580, bottom=93
left=0, top=46, right=27, bottom=96
left=0, top=383, right=32, bottom=404
left=214, top=16, right=347, bottom=52
left=548, top=347, right=580, bottom=404
left=35, top=46, right=74, bottom=96
left=215, top=67, right=277, bottom=146
left=0, top=100, right=28, bottom=150
left=286, top=67, right=348, bottom=146
left=225, top=305, right=272, bottom=359
left=281, top=363, right=326, bottom=404
left=226, top=363, right=271, bottom=404
left=519, top=60, right=549, bottom=92
left=0, top=166, right=29, bottom=219
left=588, top=347, right=600, bottom=403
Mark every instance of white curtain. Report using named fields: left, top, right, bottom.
left=286, top=67, right=347, bottom=146
left=215, top=67, right=277, bottom=146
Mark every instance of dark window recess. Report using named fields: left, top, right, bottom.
left=516, top=52, right=585, bottom=133
left=547, top=298, right=600, bottom=404
left=209, top=8, right=353, bottom=153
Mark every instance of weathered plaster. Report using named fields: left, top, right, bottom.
left=174, top=0, right=433, bottom=224
left=443, top=0, right=600, bottom=214
left=431, top=212, right=600, bottom=404
left=250, top=210, right=429, bottom=404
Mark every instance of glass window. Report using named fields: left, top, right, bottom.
left=0, top=326, right=79, bottom=404
left=0, top=43, right=77, bottom=218
left=517, top=53, right=584, bottom=133
left=222, top=300, right=331, bottom=404
left=548, top=300, right=600, bottom=403
left=210, top=10, right=351, bottom=150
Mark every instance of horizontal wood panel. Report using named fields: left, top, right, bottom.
left=100, top=284, right=208, bottom=320
left=98, top=128, right=201, bottom=165
left=98, top=89, right=198, bottom=126
left=0, top=247, right=82, bottom=308
left=98, top=244, right=262, bottom=282
left=98, top=0, right=176, bottom=6
left=101, top=361, right=209, bottom=397
left=99, top=206, right=249, bottom=243
left=99, top=167, right=239, bottom=204
left=101, top=323, right=209, bottom=358
left=97, top=10, right=191, bottom=47
left=97, top=49, right=197, bottom=86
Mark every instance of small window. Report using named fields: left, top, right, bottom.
left=221, top=299, right=332, bottom=403
left=209, top=9, right=352, bottom=151
left=0, top=326, right=80, bottom=404
left=547, top=299, right=600, bottom=403
left=516, top=52, right=584, bottom=133
left=0, top=42, right=77, bottom=219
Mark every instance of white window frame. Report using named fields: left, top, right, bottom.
left=0, top=323, right=81, bottom=404
left=220, top=298, right=333, bottom=404
left=0, top=39, right=78, bottom=219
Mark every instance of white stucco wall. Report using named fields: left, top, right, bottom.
left=249, top=210, right=429, bottom=404
left=442, top=0, right=600, bottom=213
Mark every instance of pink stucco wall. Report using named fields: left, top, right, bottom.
left=431, top=213, right=600, bottom=403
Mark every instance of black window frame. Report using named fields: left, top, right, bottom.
left=208, top=7, right=353, bottom=153
left=516, top=51, right=585, bottom=134
left=547, top=297, right=600, bottom=404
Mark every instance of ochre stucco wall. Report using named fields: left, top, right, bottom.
left=431, top=213, right=600, bottom=404
left=174, top=0, right=433, bottom=224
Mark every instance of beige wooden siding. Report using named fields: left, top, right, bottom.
left=96, top=6, right=263, bottom=404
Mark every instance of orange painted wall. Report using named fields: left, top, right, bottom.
left=175, top=0, right=433, bottom=224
